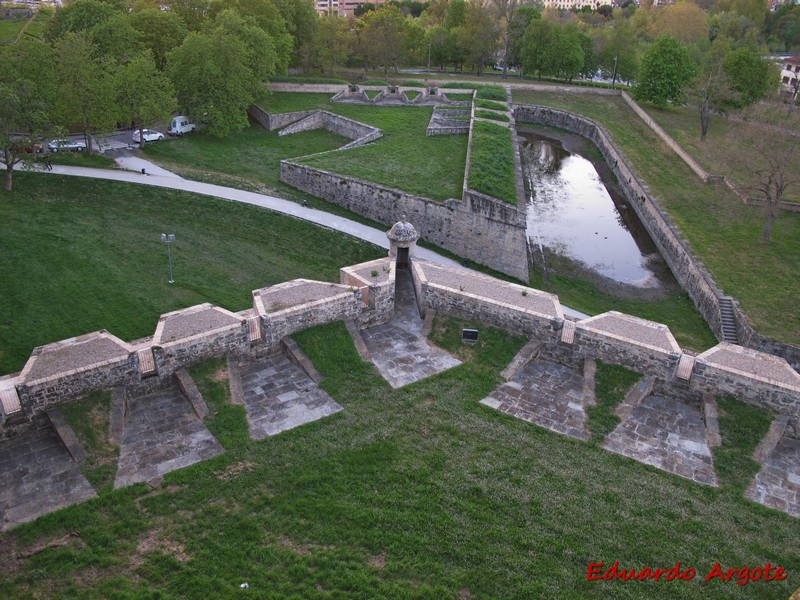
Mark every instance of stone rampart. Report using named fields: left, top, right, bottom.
left=340, top=258, right=395, bottom=328
left=278, top=110, right=381, bottom=143
left=247, top=105, right=320, bottom=131
left=280, top=162, right=529, bottom=281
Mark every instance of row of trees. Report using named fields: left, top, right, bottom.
left=0, top=0, right=784, bottom=193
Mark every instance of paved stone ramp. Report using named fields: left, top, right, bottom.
left=0, top=428, right=96, bottom=531
left=114, top=388, right=223, bottom=489
left=746, top=435, right=800, bottom=518
left=239, top=354, right=342, bottom=439
left=603, top=395, right=718, bottom=486
left=360, top=269, right=461, bottom=388
left=480, top=359, right=589, bottom=441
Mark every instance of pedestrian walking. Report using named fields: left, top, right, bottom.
left=44, top=154, right=53, bottom=171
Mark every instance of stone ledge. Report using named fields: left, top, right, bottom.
left=46, top=407, right=86, bottom=463
left=175, top=369, right=209, bottom=420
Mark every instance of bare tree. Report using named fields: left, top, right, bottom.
left=730, top=102, right=800, bottom=242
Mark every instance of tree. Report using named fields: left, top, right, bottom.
left=45, top=0, right=121, bottom=41
left=507, top=6, right=540, bottom=74
left=455, top=1, right=497, bottom=75
left=115, top=51, right=176, bottom=146
left=521, top=18, right=557, bottom=79
left=129, top=9, right=189, bottom=70
left=54, top=32, right=118, bottom=153
left=359, top=5, right=410, bottom=78
left=492, top=0, right=519, bottom=78
left=0, top=84, right=46, bottom=192
left=687, top=37, right=736, bottom=141
left=315, top=14, right=351, bottom=75
left=728, top=102, right=800, bottom=242
left=650, top=1, right=709, bottom=46
left=723, top=46, right=776, bottom=108
left=167, top=12, right=278, bottom=136
left=91, top=13, right=143, bottom=63
left=635, top=35, right=696, bottom=106
left=596, top=16, right=639, bottom=84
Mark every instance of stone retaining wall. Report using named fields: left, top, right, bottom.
left=280, top=162, right=529, bottom=281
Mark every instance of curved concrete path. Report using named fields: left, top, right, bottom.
left=26, top=159, right=587, bottom=319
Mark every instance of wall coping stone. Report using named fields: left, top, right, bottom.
left=20, top=331, right=133, bottom=386
left=579, top=311, right=681, bottom=355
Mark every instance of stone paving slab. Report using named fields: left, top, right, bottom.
left=480, top=358, right=589, bottom=441
left=360, top=269, right=461, bottom=389
left=746, top=435, right=800, bottom=518
left=114, top=388, right=224, bottom=489
left=603, top=395, right=718, bottom=486
left=239, top=354, right=342, bottom=440
left=0, top=428, right=97, bottom=531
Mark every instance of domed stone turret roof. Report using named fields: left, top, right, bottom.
left=387, top=218, right=419, bottom=243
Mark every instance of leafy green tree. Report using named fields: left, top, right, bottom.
left=723, top=46, right=776, bottom=108
left=507, top=5, right=540, bottom=73
left=635, top=35, right=696, bottom=106
left=91, top=13, right=143, bottom=63
left=165, top=0, right=212, bottom=31
left=315, top=14, right=351, bottom=75
left=129, top=9, right=189, bottom=70
left=455, top=1, right=497, bottom=75
left=115, top=51, right=176, bottom=145
left=167, top=11, right=278, bottom=136
left=426, top=25, right=459, bottom=70
left=1, top=40, right=59, bottom=186
left=359, top=5, right=410, bottom=78
left=521, top=18, right=557, bottom=79
left=597, top=16, right=639, bottom=84
left=54, top=32, right=118, bottom=153
left=444, top=0, right=466, bottom=29
left=45, top=0, right=121, bottom=41
left=273, top=0, right=319, bottom=67
left=208, top=0, right=293, bottom=74
left=578, top=30, right=598, bottom=80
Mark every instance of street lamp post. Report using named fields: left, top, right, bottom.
left=161, top=233, right=175, bottom=284
left=612, top=55, right=618, bottom=90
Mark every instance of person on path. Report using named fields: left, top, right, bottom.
left=43, top=154, right=53, bottom=171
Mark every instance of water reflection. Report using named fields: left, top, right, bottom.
left=521, top=130, right=662, bottom=288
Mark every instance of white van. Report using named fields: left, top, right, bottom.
left=167, top=116, right=196, bottom=136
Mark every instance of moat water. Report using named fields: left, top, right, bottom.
left=519, top=127, right=667, bottom=290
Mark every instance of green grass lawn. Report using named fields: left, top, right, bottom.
left=21, top=7, right=50, bottom=40
left=513, top=89, right=800, bottom=346
left=0, top=173, right=382, bottom=375
left=468, top=120, right=517, bottom=204
left=1, top=319, right=797, bottom=599
left=146, top=93, right=468, bottom=202
left=260, top=93, right=468, bottom=201
left=0, top=16, right=25, bottom=43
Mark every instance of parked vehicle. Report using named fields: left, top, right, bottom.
left=167, top=116, right=196, bottom=136
left=48, top=138, right=86, bottom=152
left=10, top=141, right=43, bottom=154
left=132, top=129, right=165, bottom=144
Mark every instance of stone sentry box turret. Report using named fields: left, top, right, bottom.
left=386, top=218, right=420, bottom=270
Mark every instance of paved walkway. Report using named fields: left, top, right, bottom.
left=746, top=435, right=800, bottom=518
left=0, top=428, right=96, bottom=532
left=238, top=354, right=342, bottom=439
left=603, top=395, right=718, bottom=487
left=480, top=359, right=589, bottom=441
left=115, top=388, right=224, bottom=489
left=360, top=269, right=461, bottom=388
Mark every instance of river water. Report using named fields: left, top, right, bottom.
left=520, top=128, right=667, bottom=290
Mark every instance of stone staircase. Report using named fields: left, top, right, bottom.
left=719, top=296, right=739, bottom=344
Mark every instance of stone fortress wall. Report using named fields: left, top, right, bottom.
left=513, top=104, right=800, bottom=371
left=1, top=246, right=798, bottom=442
left=255, top=83, right=530, bottom=282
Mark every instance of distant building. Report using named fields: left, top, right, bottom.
left=541, top=0, right=605, bottom=9
left=780, top=56, right=800, bottom=99
left=316, top=0, right=389, bottom=16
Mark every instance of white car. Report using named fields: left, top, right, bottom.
left=132, top=129, right=165, bottom=144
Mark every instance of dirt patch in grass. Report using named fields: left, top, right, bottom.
left=131, top=526, right=191, bottom=568
left=368, top=552, right=386, bottom=570
left=17, top=531, right=83, bottom=559
left=276, top=535, right=335, bottom=557
left=212, top=365, right=229, bottom=382
left=216, top=460, right=255, bottom=481
left=0, top=534, right=20, bottom=574
left=133, top=484, right=187, bottom=512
